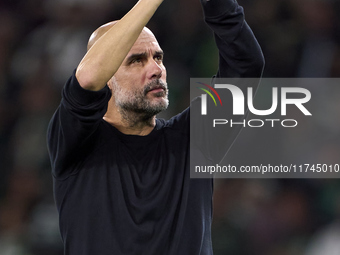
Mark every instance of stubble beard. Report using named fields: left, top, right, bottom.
left=112, top=79, right=169, bottom=126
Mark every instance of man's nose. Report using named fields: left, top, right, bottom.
left=146, top=59, right=163, bottom=80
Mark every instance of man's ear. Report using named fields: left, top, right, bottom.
left=107, top=78, right=113, bottom=90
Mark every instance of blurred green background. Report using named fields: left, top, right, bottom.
left=1, top=0, right=340, bottom=254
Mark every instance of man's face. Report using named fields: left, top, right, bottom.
left=110, top=29, right=168, bottom=117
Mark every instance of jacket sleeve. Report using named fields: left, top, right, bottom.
left=192, top=0, right=265, bottom=164
left=201, top=0, right=265, bottom=78
left=47, top=70, right=111, bottom=179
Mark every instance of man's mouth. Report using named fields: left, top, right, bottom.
left=148, top=86, right=165, bottom=93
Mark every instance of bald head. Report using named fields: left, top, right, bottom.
left=87, top=21, right=156, bottom=51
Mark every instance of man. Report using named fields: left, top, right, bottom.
left=47, top=0, right=264, bottom=254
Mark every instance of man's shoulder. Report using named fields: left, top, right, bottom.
left=156, top=106, right=190, bottom=133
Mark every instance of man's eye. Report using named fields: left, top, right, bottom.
left=132, top=58, right=142, bottom=64
left=155, top=56, right=163, bottom=61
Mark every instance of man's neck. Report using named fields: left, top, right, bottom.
left=103, top=108, right=156, bottom=136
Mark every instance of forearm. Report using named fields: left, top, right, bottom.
left=200, top=0, right=237, bottom=17
left=76, top=0, right=163, bottom=91
left=200, top=0, right=264, bottom=78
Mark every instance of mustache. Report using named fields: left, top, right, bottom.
left=144, top=80, right=168, bottom=95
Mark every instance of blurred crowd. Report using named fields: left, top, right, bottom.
left=1, top=0, right=340, bottom=254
